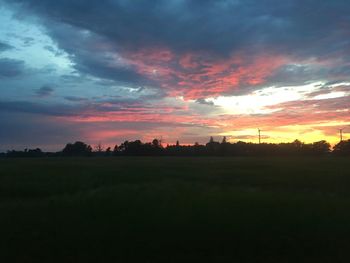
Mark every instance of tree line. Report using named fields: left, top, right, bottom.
left=2, top=137, right=350, bottom=157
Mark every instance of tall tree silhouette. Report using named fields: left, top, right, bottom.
left=222, top=136, right=227, bottom=144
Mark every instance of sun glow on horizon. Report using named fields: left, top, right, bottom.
left=205, top=82, right=324, bottom=115
left=219, top=122, right=350, bottom=146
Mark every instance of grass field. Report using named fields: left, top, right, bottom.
left=1, top=157, right=350, bottom=262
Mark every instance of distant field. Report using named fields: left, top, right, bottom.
left=1, top=157, right=350, bottom=262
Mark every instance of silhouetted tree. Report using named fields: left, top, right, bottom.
left=333, top=139, right=350, bottom=156
left=220, top=136, right=229, bottom=155
left=113, top=145, right=119, bottom=155
left=206, top=137, right=220, bottom=155
left=311, top=140, right=331, bottom=155
left=6, top=148, right=45, bottom=157
left=105, top=147, right=112, bottom=156
left=124, top=140, right=143, bottom=155
left=118, top=141, right=129, bottom=153
left=62, top=141, right=92, bottom=156
left=3, top=137, right=343, bottom=158
left=6, top=148, right=44, bottom=157
left=152, top=139, right=160, bottom=148
left=94, top=142, right=104, bottom=153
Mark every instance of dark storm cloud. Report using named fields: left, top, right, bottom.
left=3, top=0, right=350, bottom=97
left=0, top=42, right=13, bottom=52
left=0, top=100, right=79, bottom=116
left=4, top=0, right=350, bottom=56
left=35, top=85, right=54, bottom=97
left=0, top=58, right=25, bottom=78
left=42, top=22, right=156, bottom=87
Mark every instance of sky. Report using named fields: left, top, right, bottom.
left=0, top=0, right=350, bottom=151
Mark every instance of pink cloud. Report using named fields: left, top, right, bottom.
left=123, top=48, right=288, bottom=99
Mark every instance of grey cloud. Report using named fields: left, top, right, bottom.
left=0, top=100, right=79, bottom=116
left=195, top=98, right=215, bottom=106
left=267, top=95, right=350, bottom=113
left=266, top=64, right=326, bottom=87
left=0, top=99, right=171, bottom=118
left=0, top=112, right=83, bottom=151
left=45, top=22, right=156, bottom=87
left=304, top=87, right=333, bottom=98
left=22, top=37, right=35, bottom=46
left=303, top=83, right=350, bottom=98
left=35, top=85, right=54, bottom=97
left=44, top=45, right=64, bottom=56
left=0, top=58, right=25, bottom=78
left=0, top=100, right=124, bottom=117
left=0, top=42, right=13, bottom=52
left=64, top=96, right=88, bottom=102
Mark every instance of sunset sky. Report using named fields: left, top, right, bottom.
left=0, top=0, right=350, bottom=151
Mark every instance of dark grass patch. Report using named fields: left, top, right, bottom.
left=0, top=157, right=349, bottom=262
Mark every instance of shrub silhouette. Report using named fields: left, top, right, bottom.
left=6, top=148, right=44, bottom=157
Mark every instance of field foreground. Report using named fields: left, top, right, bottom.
left=0, top=157, right=350, bottom=262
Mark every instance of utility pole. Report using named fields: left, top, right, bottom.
left=258, top=129, right=261, bottom=144
left=159, top=136, right=163, bottom=147
left=339, top=129, right=343, bottom=142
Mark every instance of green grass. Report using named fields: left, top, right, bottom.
left=0, top=157, right=350, bottom=262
